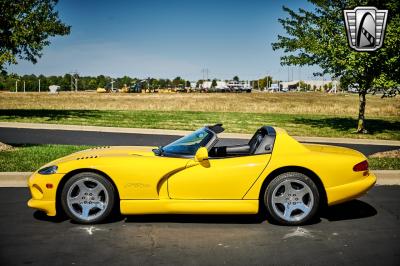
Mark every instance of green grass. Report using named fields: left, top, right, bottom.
left=369, top=158, right=400, bottom=170
left=0, top=145, right=91, bottom=172
left=0, top=109, right=399, bottom=140
left=0, top=144, right=398, bottom=172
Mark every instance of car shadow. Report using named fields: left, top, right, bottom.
left=124, top=200, right=377, bottom=225
left=320, top=199, right=377, bottom=221
left=32, top=200, right=377, bottom=224
left=33, top=210, right=69, bottom=223
left=124, top=214, right=266, bottom=224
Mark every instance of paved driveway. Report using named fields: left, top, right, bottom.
left=0, top=186, right=399, bottom=265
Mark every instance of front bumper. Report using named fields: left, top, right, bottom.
left=326, top=171, right=377, bottom=206
left=27, top=172, right=64, bottom=216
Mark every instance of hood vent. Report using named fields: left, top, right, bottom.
left=76, top=155, right=98, bottom=160
left=91, top=146, right=111, bottom=150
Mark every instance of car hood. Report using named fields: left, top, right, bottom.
left=43, top=146, right=157, bottom=167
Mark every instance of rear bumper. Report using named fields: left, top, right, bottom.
left=326, top=172, right=376, bottom=206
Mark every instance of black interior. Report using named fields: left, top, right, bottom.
left=209, top=130, right=265, bottom=158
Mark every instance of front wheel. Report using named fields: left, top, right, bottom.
left=264, top=172, right=319, bottom=225
left=61, top=172, right=115, bottom=224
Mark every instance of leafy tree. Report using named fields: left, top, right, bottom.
left=97, top=75, right=107, bottom=88
left=196, top=80, right=203, bottom=88
left=233, top=76, right=240, bottom=82
left=186, top=80, right=191, bottom=88
left=211, top=79, right=217, bottom=88
left=252, top=80, right=259, bottom=90
left=158, top=79, right=167, bottom=88
left=0, top=0, right=71, bottom=71
left=272, top=0, right=400, bottom=133
left=150, top=78, right=159, bottom=89
left=88, top=79, right=97, bottom=89
left=172, top=76, right=183, bottom=87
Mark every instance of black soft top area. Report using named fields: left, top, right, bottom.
left=206, top=123, right=225, bottom=134
left=207, top=124, right=276, bottom=158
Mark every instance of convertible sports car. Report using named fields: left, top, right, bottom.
left=28, top=124, right=376, bottom=225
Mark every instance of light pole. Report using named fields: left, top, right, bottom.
left=75, top=77, right=78, bottom=92
left=15, top=80, right=19, bottom=92
left=23, top=81, right=26, bottom=93
left=38, top=79, right=41, bottom=92
left=110, top=78, right=115, bottom=92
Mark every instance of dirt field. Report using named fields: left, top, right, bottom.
left=0, top=91, right=398, bottom=117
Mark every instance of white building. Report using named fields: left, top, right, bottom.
left=279, top=80, right=339, bottom=91
left=200, top=80, right=252, bottom=92
left=48, top=85, right=60, bottom=93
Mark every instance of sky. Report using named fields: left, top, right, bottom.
left=8, top=0, right=326, bottom=81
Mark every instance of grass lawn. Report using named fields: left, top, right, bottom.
left=0, top=92, right=399, bottom=117
left=1, top=92, right=399, bottom=140
left=0, top=145, right=91, bottom=172
left=0, top=109, right=399, bottom=140
left=368, top=158, right=400, bottom=170
left=0, top=144, right=398, bottom=172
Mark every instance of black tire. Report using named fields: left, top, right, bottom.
left=61, top=172, right=116, bottom=224
left=264, top=172, right=319, bottom=225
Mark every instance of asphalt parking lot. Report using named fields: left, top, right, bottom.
left=0, top=186, right=399, bottom=265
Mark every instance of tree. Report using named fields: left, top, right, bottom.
left=211, top=79, right=217, bottom=88
left=88, top=79, right=98, bottom=89
left=233, top=76, right=240, bottom=82
left=172, top=76, right=183, bottom=87
left=272, top=1, right=400, bottom=133
left=0, top=0, right=70, bottom=71
left=196, top=80, right=203, bottom=88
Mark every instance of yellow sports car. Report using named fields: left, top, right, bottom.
left=27, top=124, right=376, bottom=225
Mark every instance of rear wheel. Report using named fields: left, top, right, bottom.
left=264, top=172, right=319, bottom=225
left=61, top=172, right=115, bottom=224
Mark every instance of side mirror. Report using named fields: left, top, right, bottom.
left=195, top=147, right=208, bottom=162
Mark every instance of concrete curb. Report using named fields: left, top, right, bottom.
left=0, top=171, right=399, bottom=188
left=1, top=122, right=399, bottom=146
left=0, top=172, right=30, bottom=187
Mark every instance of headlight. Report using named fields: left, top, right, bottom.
left=38, top=165, right=58, bottom=175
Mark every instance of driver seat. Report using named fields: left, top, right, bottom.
left=209, top=129, right=265, bottom=157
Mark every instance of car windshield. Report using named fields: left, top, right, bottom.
left=161, top=128, right=213, bottom=156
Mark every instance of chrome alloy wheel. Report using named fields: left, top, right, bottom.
left=66, top=177, right=109, bottom=221
left=271, top=179, right=314, bottom=222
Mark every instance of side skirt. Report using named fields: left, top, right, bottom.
left=120, top=199, right=259, bottom=215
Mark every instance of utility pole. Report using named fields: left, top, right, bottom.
left=23, top=81, right=26, bottom=92
left=201, top=68, right=209, bottom=81
left=38, top=79, right=41, bottom=92
left=15, top=80, right=19, bottom=92
left=110, top=78, right=115, bottom=92
left=70, top=71, right=79, bottom=92
left=75, top=77, right=78, bottom=92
